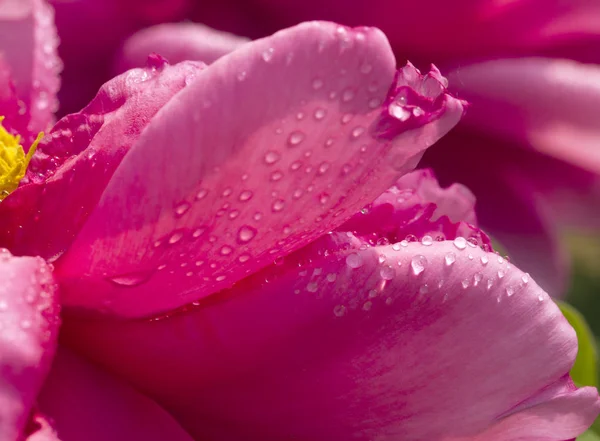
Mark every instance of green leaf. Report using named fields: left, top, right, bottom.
left=578, top=428, right=600, bottom=441
left=559, top=302, right=599, bottom=388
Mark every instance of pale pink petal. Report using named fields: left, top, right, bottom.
left=37, top=347, right=194, bottom=441
left=0, top=0, right=61, bottom=134
left=0, top=252, right=59, bottom=441
left=25, top=413, right=59, bottom=441
left=62, top=233, right=598, bottom=440
left=420, top=131, right=574, bottom=296
left=115, top=22, right=249, bottom=73
left=340, top=168, right=487, bottom=245
left=56, top=21, right=465, bottom=318
left=0, top=59, right=205, bottom=259
left=448, top=58, right=600, bottom=174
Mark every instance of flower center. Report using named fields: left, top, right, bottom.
left=0, top=117, right=42, bottom=200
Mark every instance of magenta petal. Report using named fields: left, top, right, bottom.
left=0, top=252, right=59, bottom=441
left=62, top=234, right=598, bottom=440
left=0, top=0, right=61, bottom=134
left=448, top=58, right=600, bottom=173
left=340, top=168, right=488, bottom=246
left=56, top=21, right=465, bottom=318
left=37, top=347, right=194, bottom=441
left=0, top=59, right=205, bottom=259
left=115, top=22, right=249, bottom=73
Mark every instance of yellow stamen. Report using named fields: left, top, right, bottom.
left=0, top=117, right=43, bottom=200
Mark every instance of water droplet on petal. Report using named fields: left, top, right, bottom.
left=498, top=269, right=505, bottom=279
left=480, top=255, right=489, bottom=265
left=317, top=162, right=330, bottom=175
left=363, top=301, right=372, bottom=311
left=264, top=150, right=280, bottom=165
left=419, top=284, right=429, bottom=294
left=342, top=88, right=355, bottom=102
left=346, top=253, right=363, bottom=269
left=312, top=78, right=324, bottom=90
left=360, top=63, right=373, bottom=74
left=195, top=188, right=208, bottom=200
left=237, top=71, right=247, bottom=81
left=306, top=281, right=318, bottom=293
left=341, top=113, right=353, bottom=124
left=262, top=47, right=274, bottom=62
left=326, top=273, right=337, bottom=282
left=168, top=231, right=184, bottom=244
left=108, top=270, right=154, bottom=287
left=453, top=237, right=467, bottom=250
left=380, top=265, right=395, bottom=280
left=174, top=201, right=190, bottom=218
left=411, top=255, right=427, bottom=276
left=192, top=227, right=205, bottom=238
left=461, top=278, right=469, bottom=289
left=220, top=245, right=233, bottom=256
left=445, top=252, right=456, bottom=266
left=522, top=273, right=530, bottom=284
left=288, top=131, right=305, bottom=146
left=271, top=199, right=285, bottom=212
left=506, top=286, right=515, bottom=296
left=351, top=126, right=365, bottom=139
left=238, top=225, right=257, bottom=243
left=270, top=170, right=284, bottom=182
left=487, top=279, right=494, bottom=290
left=238, top=254, right=250, bottom=263
left=333, top=304, right=347, bottom=317
left=421, top=235, right=433, bottom=246
left=314, top=108, right=326, bottom=120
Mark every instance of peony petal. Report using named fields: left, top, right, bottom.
left=50, top=0, right=190, bottom=115
left=0, top=0, right=61, bottom=135
left=242, top=0, right=600, bottom=64
left=340, top=168, right=488, bottom=246
left=56, top=21, right=464, bottom=318
left=448, top=58, right=600, bottom=174
left=0, top=59, right=205, bottom=259
left=0, top=252, right=59, bottom=441
left=37, top=346, right=194, bottom=441
left=420, top=129, right=582, bottom=296
left=62, top=233, right=598, bottom=440
left=115, top=22, right=249, bottom=73
left=25, top=413, right=59, bottom=441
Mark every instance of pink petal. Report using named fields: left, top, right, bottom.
left=448, top=58, right=600, bottom=174
left=50, top=0, right=190, bottom=114
left=0, top=0, right=61, bottom=134
left=0, top=251, right=59, bottom=441
left=25, top=413, right=59, bottom=441
left=340, top=168, right=488, bottom=246
left=62, top=232, right=598, bottom=440
left=244, top=0, right=600, bottom=64
left=56, top=21, right=465, bottom=318
left=420, top=131, right=576, bottom=296
left=115, top=22, right=249, bottom=73
left=0, top=59, right=205, bottom=259
left=37, top=347, right=194, bottom=441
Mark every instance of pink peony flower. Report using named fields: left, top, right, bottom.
left=0, top=2, right=598, bottom=440
left=51, top=0, right=600, bottom=297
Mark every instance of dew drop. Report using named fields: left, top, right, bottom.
left=108, top=270, right=154, bottom=287
left=461, top=278, right=469, bottom=289
left=317, top=162, right=330, bottom=175
left=261, top=47, right=274, bottom=62
left=238, top=254, right=250, bottom=263
left=363, top=301, right=373, bottom=311
left=342, top=88, right=355, bottom=102
left=168, top=231, right=184, bottom=244
left=522, top=273, right=530, bottom=284
left=324, top=138, right=335, bottom=148
left=253, top=212, right=263, bottom=221
left=215, top=275, right=226, bottom=282
left=237, top=71, right=247, bottom=81
left=487, top=279, right=494, bottom=290
left=220, top=245, right=233, bottom=256
left=290, top=160, right=302, bottom=171
left=306, top=281, right=318, bottom=293
left=333, top=304, right=347, bottom=317
left=264, top=150, right=281, bottom=165
left=221, top=187, right=233, bottom=198
left=445, top=252, right=456, bottom=266
left=288, top=131, right=305, bottom=146
left=392, top=243, right=401, bottom=251
left=195, top=188, right=208, bottom=200
left=411, top=255, right=427, bottom=276
left=271, top=199, right=285, bottom=212
left=341, top=113, right=353, bottom=124
left=419, top=284, right=429, bottom=294
left=326, top=273, right=337, bottom=282
left=421, top=235, right=433, bottom=246
left=314, top=108, right=326, bottom=120
left=228, top=210, right=240, bottom=220
left=368, top=97, right=381, bottom=109
left=318, top=192, right=330, bottom=204
left=506, top=286, right=515, bottom=296
left=270, top=170, right=284, bottom=182
left=498, top=269, right=505, bottom=279
left=346, top=253, right=363, bottom=269
left=480, top=255, right=489, bottom=265
left=238, top=225, right=257, bottom=243
left=453, top=237, right=467, bottom=250
left=360, top=63, right=373, bottom=74
left=192, top=227, right=205, bottom=238
left=311, top=78, right=324, bottom=90
left=380, top=265, right=395, bottom=280
left=351, top=126, right=365, bottom=138
left=174, top=202, right=190, bottom=218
